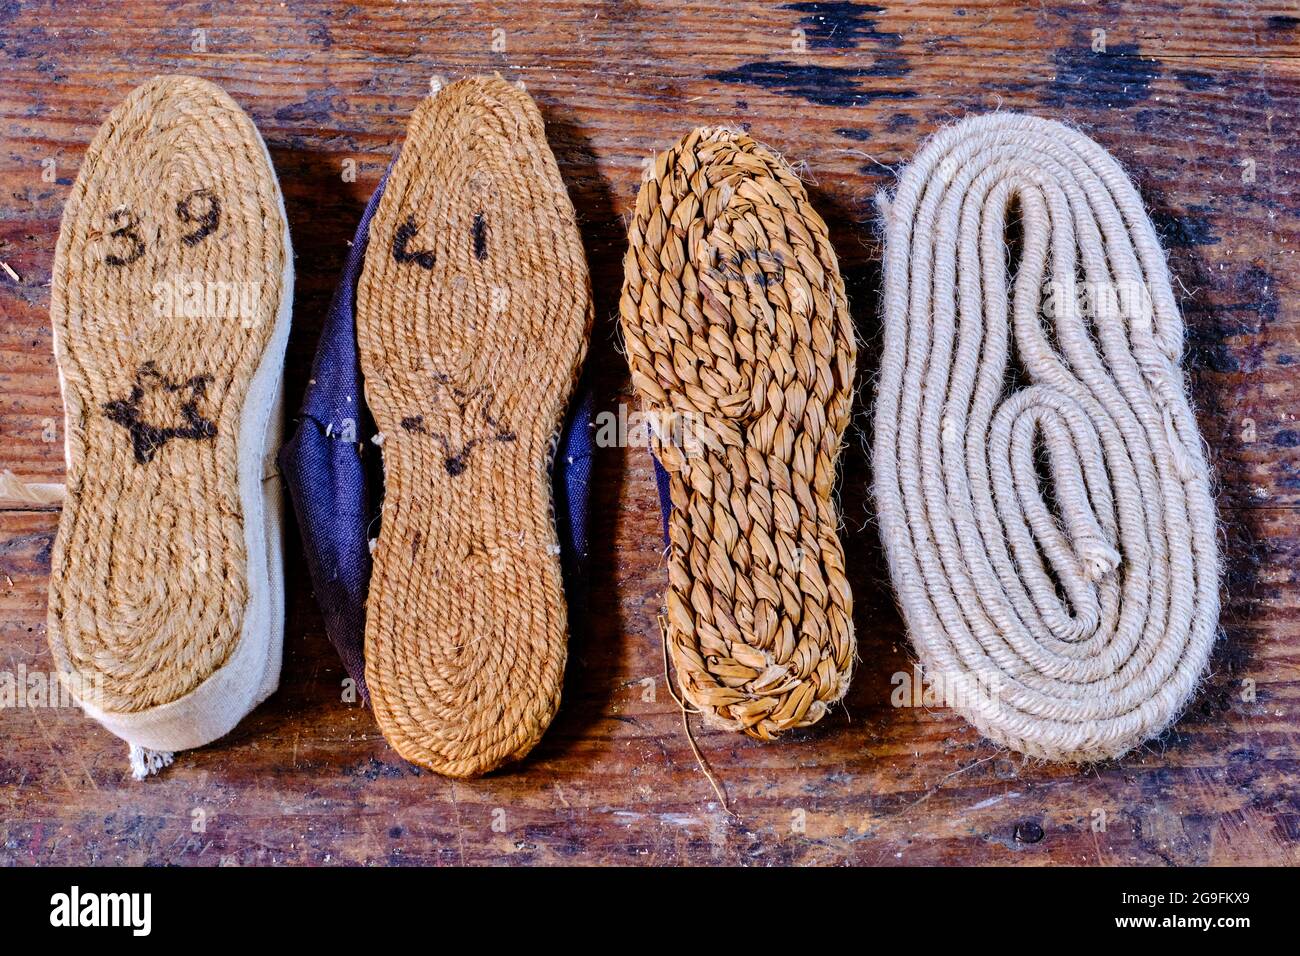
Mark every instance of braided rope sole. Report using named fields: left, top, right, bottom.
left=48, top=75, right=289, bottom=717
left=873, top=113, right=1220, bottom=762
left=358, top=76, right=592, bottom=777
left=620, top=127, right=858, bottom=739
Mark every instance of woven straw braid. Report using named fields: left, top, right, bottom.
left=47, top=75, right=287, bottom=713
left=358, top=76, right=592, bottom=777
left=873, top=113, right=1220, bottom=762
left=620, top=127, right=857, bottom=739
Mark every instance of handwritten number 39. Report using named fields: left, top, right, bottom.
left=102, top=187, right=222, bottom=267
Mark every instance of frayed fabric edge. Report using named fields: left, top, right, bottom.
left=128, top=744, right=175, bottom=780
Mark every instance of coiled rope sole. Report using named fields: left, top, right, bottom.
left=620, top=127, right=857, bottom=739
left=358, top=76, right=592, bottom=777
left=873, top=113, right=1219, bottom=762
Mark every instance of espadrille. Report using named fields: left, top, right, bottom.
left=620, top=127, right=857, bottom=740
left=355, top=76, right=592, bottom=777
left=281, top=166, right=596, bottom=707
left=46, top=75, right=293, bottom=777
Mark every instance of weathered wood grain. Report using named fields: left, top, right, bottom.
left=1, top=0, right=1297, bottom=866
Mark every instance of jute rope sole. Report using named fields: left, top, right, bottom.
left=358, top=76, right=592, bottom=778
left=47, top=75, right=292, bottom=773
left=620, top=127, right=857, bottom=739
left=873, top=113, right=1219, bottom=762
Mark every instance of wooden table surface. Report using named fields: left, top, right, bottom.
left=2, top=0, right=1298, bottom=866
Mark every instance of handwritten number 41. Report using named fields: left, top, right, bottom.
left=102, top=188, right=222, bottom=267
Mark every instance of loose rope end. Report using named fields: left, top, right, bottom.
left=128, top=744, right=174, bottom=780
left=874, top=188, right=894, bottom=222
left=1077, top=539, right=1121, bottom=583
left=659, top=614, right=738, bottom=821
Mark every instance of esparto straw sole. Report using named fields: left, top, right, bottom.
left=620, top=127, right=858, bottom=739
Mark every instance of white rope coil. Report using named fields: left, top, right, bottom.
left=873, top=113, right=1219, bottom=762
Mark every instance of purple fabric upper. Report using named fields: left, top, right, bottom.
left=556, top=384, right=596, bottom=574
left=279, top=171, right=388, bottom=702
left=652, top=454, right=672, bottom=546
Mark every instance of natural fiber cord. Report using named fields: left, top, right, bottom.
left=47, top=75, right=292, bottom=772
left=873, top=113, right=1219, bottom=762
left=621, top=127, right=857, bottom=739
left=358, top=76, right=591, bottom=777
